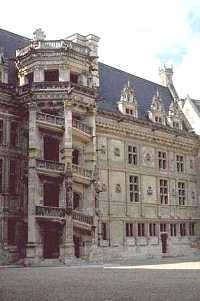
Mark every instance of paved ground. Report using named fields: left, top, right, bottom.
left=1, top=259, right=200, bottom=301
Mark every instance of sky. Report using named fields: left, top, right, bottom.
left=1, top=0, right=200, bottom=99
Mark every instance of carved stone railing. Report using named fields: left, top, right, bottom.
left=36, top=159, right=65, bottom=172
left=72, top=164, right=93, bottom=178
left=0, top=82, right=15, bottom=93
left=35, top=205, right=65, bottom=218
left=72, top=119, right=92, bottom=135
left=72, top=210, right=93, bottom=225
left=16, top=40, right=90, bottom=57
left=36, top=112, right=64, bottom=126
left=17, top=81, right=96, bottom=96
left=0, top=195, right=22, bottom=215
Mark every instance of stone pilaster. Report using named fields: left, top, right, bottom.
left=25, top=102, right=40, bottom=265
left=61, top=100, right=74, bottom=263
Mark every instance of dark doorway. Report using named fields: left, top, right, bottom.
left=73, top=236, right=80, bottom=258
left=73, top=192, right=81, bottom=210
left=44, top=228, right=60, bottom=259
left=44, top=182, right=59, bottom=207
left=161, top=233, right=167, bottom=254
left=72, top=149, right=79, bottom=165
left=44, top=70, right=59, bottom=82
left=44, top=136, right=59, bottom=161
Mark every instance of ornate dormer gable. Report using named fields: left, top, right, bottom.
left=148, top=89, right=166, bottom=125
left=0, top=48, right=8, bottom=84
left=118, top=81, right=138, bottom=117
left=167, top=100, right=183, bottom=130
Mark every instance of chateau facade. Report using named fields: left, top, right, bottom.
left=0, top=28, right=200, bottom=265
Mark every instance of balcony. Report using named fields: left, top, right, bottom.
left=72, top=164, right=93, bottom=185
left=17, top=81, right=96, bottom=97
left=72, top=119, right=93, bottom=142
left=72, top=210, right=94, bottom=231
left=35, top=205, right=65, bottom=221
left=36, top=159, right=65, bottom=176
left=0, top=82, right=15, bottom=94
left=0, top=195, right=23, bottom=216
left=36, top=112, right=64, bottom=132
left=16, top=39, right=90, bottom=57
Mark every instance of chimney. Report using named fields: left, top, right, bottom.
left=159, top=65, right=173, bottom=87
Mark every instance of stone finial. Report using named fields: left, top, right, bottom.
left=33, top=28, right=46, bottom=41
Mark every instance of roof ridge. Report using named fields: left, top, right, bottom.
left=99, top=61, right=168, bottom=90
left=0, top=28, right=30, bottom=41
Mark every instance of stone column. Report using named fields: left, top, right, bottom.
left=25, top=102, right=40, bottom=265
left=61, top=100, right=74, bottom=263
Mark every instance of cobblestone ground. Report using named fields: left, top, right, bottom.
left=0, top=260, right=200, bottom=301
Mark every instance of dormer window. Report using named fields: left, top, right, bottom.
left=44, top=69, right=59, bottom=82
left=168, top=100, right=182, bottom=130
left=118, top=81, right=138, bottom=117
left=155, top=116, right=162, bottom=123
left=148, top=90, right=166, bottom=125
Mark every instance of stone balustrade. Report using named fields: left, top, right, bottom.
left=72, top=118, right=92, bottom=135
left=0, top=82, right=15, bottom=93
left=0, top=195, right=22, bottom=214
left=36, top=112, right=64, bottom=126
left=36, top=159, right=65, bottom=172
left=35, top=205, right=65, bottom=218
left=16, top=39, right=90, bottom=57
left=72, top=210, right=94, bottom=225
left=72, top=164, right=93, bottom=178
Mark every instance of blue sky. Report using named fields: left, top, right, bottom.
left=1, top=0, right=200, bottom=98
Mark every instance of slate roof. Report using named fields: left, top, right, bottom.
left=0, top=28, right=174, bottom=119
left=98, top=63, right=173, bottom=119
left=0, top=28, right=30, bottom=84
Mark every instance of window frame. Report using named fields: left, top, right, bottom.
left=129, top=175, right=139, bottom=202
left=160, top=179, right=168, bottom=205
left=128, top=145, right=137, bottom=166
left=178, top=181, right=185, bottom=205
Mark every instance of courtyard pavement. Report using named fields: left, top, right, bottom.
left=0, top=258, right=200, bottom=301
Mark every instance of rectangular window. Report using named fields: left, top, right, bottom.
left=158, top=151, right=167, bottom=170
left=189, top=223, right=195, bottom=236
left=0, top=159, right=3, bottom=193
left=129, top=176, right=139, bottom=202
left=160, top=179, right=168, bottom=204
left=160, top=223, right=166, bottom=232
left=128, top=145, right=137, bottom=166
left=176, top=155, right=184, bottom=172
left=9, top=160, right=17, bottom=194
left=180, top=223, right=186, bottom=236
left=10, top=122, right=18, bottom=148
left=178, top=182, right=185, bottom=205
left=44, top=69, right=59, bottom=82
left=138, top=223, right=145, bottom=237
left=170, top=224, right=177, bottom=236
left=149, top=223, right=156, bottom=236
left=0, top=120, right=3, bottom=145
left=126, top=223, right=134, bottom=237
left=102, top=223, right=108, bottom=240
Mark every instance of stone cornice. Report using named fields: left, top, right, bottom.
left=96, top=112, right=199, bottom=153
